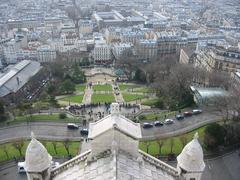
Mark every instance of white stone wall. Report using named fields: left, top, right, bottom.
left=90, top=128, right=139, bottom=157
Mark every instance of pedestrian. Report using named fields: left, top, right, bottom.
left=14, top=156, right=17, bottom=163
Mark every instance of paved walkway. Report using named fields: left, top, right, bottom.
left=112, top=84, right=124, bottom=103
left=82, top=86, right=93, bottom=104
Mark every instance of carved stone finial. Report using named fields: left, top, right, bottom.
left=31, top=132, right=35, bottom=139
left=194, top=132, right=199, bottom=140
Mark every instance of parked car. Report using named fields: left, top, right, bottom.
left=67, top=123, right=79, bottom=129
left=154, top=121, right=164, bottom=127
left=80, top=128, right=89, bottom=136
left=176, top=114, right=184, bottom=120
left=164, top=119, right=174, bottom=124
left=18, top=162, right=25, bottom=173
left=183, top=111, right=193, bottom=117
left=192, top=109, right=202, bottom=115
left=18, top=161, right=59, bottom=173
left=143, top=123, right=154, bottom=128
left=51, top=161, right=60, bottom=169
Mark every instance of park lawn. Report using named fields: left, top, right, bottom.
left=75, top=84, right=86, bottom=92
left=139, top=111, right=177, bottom=121
left=15, top=114, right=60, bottom=121
left=139, top=126, right=206, bottom=156
left=1, top=114, right=75, bottom=126
left=33, top=101, right=50, bottom=109
left=91, top=94, right=115, bottom=103
left=122, top=93, right=146, bottom=102
left=0, top=141, right=80, bottom=163
left=119, top=83, right=140, bottom=91
left=60, top=95, right=84, bottom=103
left=133, top=87, right=150, bottom=93
left=93, top=84, right=112, bottom=91
left=142, top=98, right=159, bottom=106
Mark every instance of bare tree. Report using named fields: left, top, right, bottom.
left=13, top=140, right=25, bottom=157
left=63, top=139, right=71, bottom=156
left=212, top=95, right=231, bottom=124
left=208, top=71, right=231, bottom=89
left=52, top=142, right=58, bottom=155
left=142, top=141, right=151, bottom=154
left=170, top=139, right=175, bottom=154
left=156, top=140, right=164, bottom=156
left=2, top=145, right=9, bottom=159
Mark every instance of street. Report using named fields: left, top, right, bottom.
left=0, top=122, right=82, bottom=143
left=141, top=111, right=222, bottom=140
left=0, top=111, right=222, bottom=143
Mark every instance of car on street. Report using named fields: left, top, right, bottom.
left=154, top=121, right=164, bottom=127
left=183, top=111, right=193, bottom=117
left=176, top=114, right=184, bottom=120
left=164, top=119, right=174, bottom=124
left=143, top=122, right=154, bottom=128
left=80, top=128, right=89, bottom=136
left=17, top=162, right=25, bottom=173
left=18, top=161, right=60, bottom=173
left=192, top=109, right=202, bottom=115
left=67, top=123, right=79, bottom=129
left=51, top=161, right=60, bottom=169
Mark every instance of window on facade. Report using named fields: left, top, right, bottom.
left=190, top=178, right=196, bottom=180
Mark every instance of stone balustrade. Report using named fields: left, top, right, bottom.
left=51, top=150, right=91, bottom=177
left=138, top=149, right=179, bottom=177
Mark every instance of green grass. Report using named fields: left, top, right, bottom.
left=60, top=95, right=84, bottom=103
left=139, top=126, right=206, bottom=156
left=1, top=114, right=76, bottom=126
left=75, top=84, right=86, bottom=92
left=93, top=84, right=112, bottom=91
left=133, top=87, right=150, bottom=93
left=122, top=93, right=146, bottom=102
left=0, top=140, right=80, bottom=163
left=33, top=101, right=50, bottom=109
left=92, top=94, right=115, bottom=103
left=142, top=99, right=159, bottom=106
left=119, top=84, right=140, bottom=91
left=139, top=111, right=176, bottom=121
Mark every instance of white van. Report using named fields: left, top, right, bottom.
left=17, top=162, right=26, bottom=173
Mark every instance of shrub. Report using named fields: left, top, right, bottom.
left=204, top=123, right=226, bottom=150
left=138, top=115, right=146, bottom=121
left=59, top=113, right=67, bottom=119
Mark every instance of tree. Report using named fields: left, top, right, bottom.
left=154, top=64, right=195, bottom=110
left=52, top=142, right=58, bottom=155
left=61, top=79, right=75, bottom=94
left=0, top=100, right=6, bottom=121
left=142, top=141, right=151, bottom=153
left=71, top=66, right=86, bottom=83
left=49, top=96, right=58, bottom=107
left=134, top=69, right=146, bottom=83
left=156, top=140, right=164, bottom=156
left=179, top=136, right=188, bottom=149
left=13, top=140, right=25, bottom=156
left=49, top=60, right=65, bottom=80
left=63, top=139, right=71, bottom=156
left=2, top=145, right=9, bottom=159
left=208, top=71, right=231, bottom=89
left=47, top=83, right=56, bottom=96
left=170, top=138, right=175, bottom=153
left=204, top=123, right=226, bottom=150
left=59, top=113, right=67, bottom=119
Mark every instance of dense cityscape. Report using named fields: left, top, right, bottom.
left=0, top=0, right=240, bottom=179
